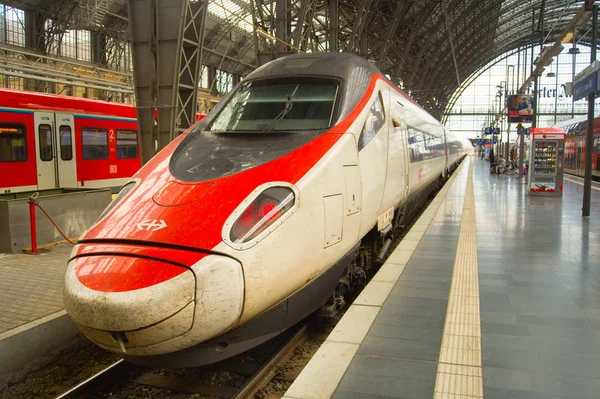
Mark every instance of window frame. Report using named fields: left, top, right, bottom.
left=206, top=76, right=343, bottom=133
left=81, top=126, right=109, bottom=160
left=115, top=129, right=139, bottom=159
left=358, top=90, right=386, bottom=151
left=59, top=125, right=73, bottom=161
left=0, top=122, right=27, bottom=162
left=407, top=125, right=445, bottom=163
left=38, top=124, right=53, bottom=162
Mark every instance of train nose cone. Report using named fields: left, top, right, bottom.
left=64, top=251, right=244, bottom=356
left=64, top=255, right=196, bottom=351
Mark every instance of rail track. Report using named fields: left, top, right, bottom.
left=55, top=323, right=309, bottom=399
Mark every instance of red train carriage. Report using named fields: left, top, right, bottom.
left=0, top=88, right=141, bottom=194
left=554, top=116, right=600, bottom=178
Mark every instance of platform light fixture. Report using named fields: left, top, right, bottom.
left=569, top=30, right=580, bottom=55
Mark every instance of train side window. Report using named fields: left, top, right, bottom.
left=358, top=91, right=385, bottom=151
left=0, top=123, right=27, bottom=162
left=407, top=127, right=425, bottom=162
left=116, top=130, right=138, bottom=159
left=38, top=124, right=53, bottom=161
left=82, top=127, right=108, bottom=160
left=60, top=126, right=73, bottom=161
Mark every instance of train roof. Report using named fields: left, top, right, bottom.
left=0, top=88, right=136, bottom=118
left=552, top=113, right=600, bottom=127
left=243, top=52, right=444, bottom=134
left=246, top=52, right=381, bottom=81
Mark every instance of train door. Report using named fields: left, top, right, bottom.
left=34, top=112, right=57, bottom=190
left=383, top=92, right=409, bottom=204
left=577, top=139, right=584, bottom=176
left=358, top=87, right=389, bottom=226
left=55, top=113, right=77, bottom=187
left=401, top=125, right=410, bottom=199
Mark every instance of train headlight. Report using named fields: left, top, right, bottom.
left=228, top=186, right=296, bottom=245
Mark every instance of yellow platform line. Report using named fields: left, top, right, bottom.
left=434, top=162, right=484, bottom=399
left=563, top=176, right=600, bottom=191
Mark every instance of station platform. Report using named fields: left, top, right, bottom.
left=0, top=244, right=80, bottom=376
left=284, top=156, right=600, bottom=399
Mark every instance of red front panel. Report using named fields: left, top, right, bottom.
left=0, top=110, right=37, bottom=190
left=82, top=132, right=344, bottom=250
left=74, top=117, right=141, bottom=184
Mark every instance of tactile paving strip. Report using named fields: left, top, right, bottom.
left=434, top=163, right=483, bottom=399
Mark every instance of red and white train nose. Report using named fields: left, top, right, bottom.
left=63, top=244, right=244, bottom=356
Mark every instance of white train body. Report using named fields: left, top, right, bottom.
left=64, top=53, right=467, bottom=367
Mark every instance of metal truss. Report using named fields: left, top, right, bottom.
left=128, top=0, right=207, bottom=163
left=0, top=43, right=132, bottom=92
left=173, top=0, right=207, bottom=135
left=5, top=0, right=600, bottom=125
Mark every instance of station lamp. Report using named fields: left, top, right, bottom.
left=568, top=30, right=580, bottom=54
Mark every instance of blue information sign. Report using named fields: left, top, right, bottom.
left=483, top=127, right=500, bottom=136
left=573, top=71, right=599, bottom=102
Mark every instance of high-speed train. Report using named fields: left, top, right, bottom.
left=64, top=52, right=467, bottom=367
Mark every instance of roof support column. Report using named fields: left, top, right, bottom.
left=24, top=9, right=45, bottom=54
left=345, top=0, right=374, bottom=53
left=24, top=9, right=47, bottom=92
left=276, top=0, right=290, bottom=54
left=128, top=0, right=207, bottom=164
left=360, top=31, right=368, bottom=57
left=328, top=0, right=339, bottom=52
left=583, top=1, right=597, bottom=217
left=91, top=32, right=108, bottom=67
left=378, top=1, right=410, bottom=72
left=441, top=0, right=461, bottom=87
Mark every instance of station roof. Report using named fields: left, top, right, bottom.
left=6, top=0, right=598, bottom=120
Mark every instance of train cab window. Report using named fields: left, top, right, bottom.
left=82, top=127, right=108, bottom=160
left=38, top=124, right=53, bottom=161
left=358, top=91, right=385, bottom=150
left=116, top=130, right=138, bottom=159
left=208, top=77, right=340, bottom=132
left=60, top=126, right=73, bottom=161
left=171, top=77, right=341, bottom=182
left=0, top=123, right=27, bottom=162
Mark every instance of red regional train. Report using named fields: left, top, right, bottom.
left=0, top=88, right=207, bottom=194
left=64, top=53, right=468, bottom=368
left=553, top=115, right=600, bottom=179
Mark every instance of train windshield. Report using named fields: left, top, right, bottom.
left=208, top=78, right=339, bottom=132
